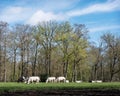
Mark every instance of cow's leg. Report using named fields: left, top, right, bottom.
left=37, top=79, right=39, bottom=84
left=64, top=79, right=66, bottom=83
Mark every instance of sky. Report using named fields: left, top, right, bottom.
left=0, top=0, right=120, bottom=44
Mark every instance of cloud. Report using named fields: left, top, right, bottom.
left=0, top=0, right=120, bottom=25
left=0, top=6, right=32, bottom=23
left=67, top=0, right=120, bottom=17
left=0, top=6, right=67, bottom=25
left=0, top=0, right=80, bottom=25
left=41, top=0, right=80, bottom=11
left=89, top=25, right=120, bottom=32
left=26, top=10, right=67, bottom=25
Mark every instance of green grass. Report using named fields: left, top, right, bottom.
left=0, top=82, right=120, bottom=93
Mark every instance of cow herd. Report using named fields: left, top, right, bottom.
left=46, top=76, right=67, bottom=83
left=17, top=76, right=68, bottom=84
left=17, top=76, right=102, bottom=84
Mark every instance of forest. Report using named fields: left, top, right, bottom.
left=0, top=21, right=120, bottom=82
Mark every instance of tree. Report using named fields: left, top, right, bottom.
left=88, top=42, right=103, bottom=81
left=31, top=33, right=39, bottom=76
left=55, top=22, right=73, bottom=78
left=71, top=24, right=88, bottom=81
left=101, top=33, right=120, bottom=81
left=14, top=24, right=31, bottom=77
left=0, top=21, right=8, bottom=81
left=34, top=21, right=58, bottom=76
left=7, top=28, right=19, bottom=81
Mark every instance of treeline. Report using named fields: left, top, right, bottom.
left=0, top=21, right=120, bottom=82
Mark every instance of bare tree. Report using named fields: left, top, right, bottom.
left=101, top=33, right=120, bottom=81
left=0, top=21, right=8, bottom=81
left=14, top=24, right=31, bottom=77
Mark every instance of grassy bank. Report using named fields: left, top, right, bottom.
left=0, top=82, right=120, bottom=93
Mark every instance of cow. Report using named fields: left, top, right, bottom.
left=56, top=76, right=66, bottom=83
left=92, top=80, right=96, bottom=83
left=89, top=80, right=102, bottom=83
left=26, top=76, right=40, bottom=84
left=46, top=77, right=56, bottom=83
left=75, top=80, right=82, bottom=83
left=17, top=76, right=26, bottom=83
left=66, top=80, right=69, bottom=83
left=96, top=80, right=102, bottom=83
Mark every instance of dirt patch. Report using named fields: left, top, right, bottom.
left=1, top=89, right=120, bottom=96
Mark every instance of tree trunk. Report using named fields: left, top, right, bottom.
left=20, top=43, right=24, bottom=77
left=25, top=43, right=29, bottom=77
left=72, top=59, right=76, bottom=82
left=13, top=48, right=17, bottom=81
left=65, top=59, right=69, bottom=78
left=48, top=46, right=51, bottom=76
left=100, top=61, right=104, bottom=81
left=0, top=29, right=2, bottom=81
left=48, top=53, right=51, bottom=76
left=32, top=42, right=38, bottom=76
left=3, top=36, right=7, bottom=82
left=63, top=61, right=65, bottom=77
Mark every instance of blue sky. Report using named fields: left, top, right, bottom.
left=0, top=0, right=120, bottom=43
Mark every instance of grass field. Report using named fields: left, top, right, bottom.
left=0, top=82, right=120, bottom=93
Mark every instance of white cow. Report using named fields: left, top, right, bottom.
left=66, top=80, right=69, bottom=83
left=92, top=80, right=102, bottom=83
left=46, top=77, right=56, bottom=83
left=27, top=76, right=40, bottom=84
left=96, top=80, right=102, bottom=83
left=56, top=76, right=66, bottom=83
left=92, top=80, right=96, bottom=83
left=75, top=80, right=82, bottom=83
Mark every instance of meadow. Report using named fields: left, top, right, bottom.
left=0, top=82, right=120, bottom=92
left=0, top=82, right=120, bottom=96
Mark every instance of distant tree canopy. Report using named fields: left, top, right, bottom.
left=0, top=21, right=120, bottom=82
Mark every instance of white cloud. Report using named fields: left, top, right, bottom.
left=67, top=0, right=120, bottom=17
left=89, top=25, right=120, bottom=32
left=0, top=0, right=80, bottom=25
left=26, top=10, right=67, bottom=25
left=0, top=0, right=120, bottom=25
left=0, top=6, right=32, bottom=23
left=0, top=6, right=68, bottom=25
left=41, top=0, right=80, bottom=11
